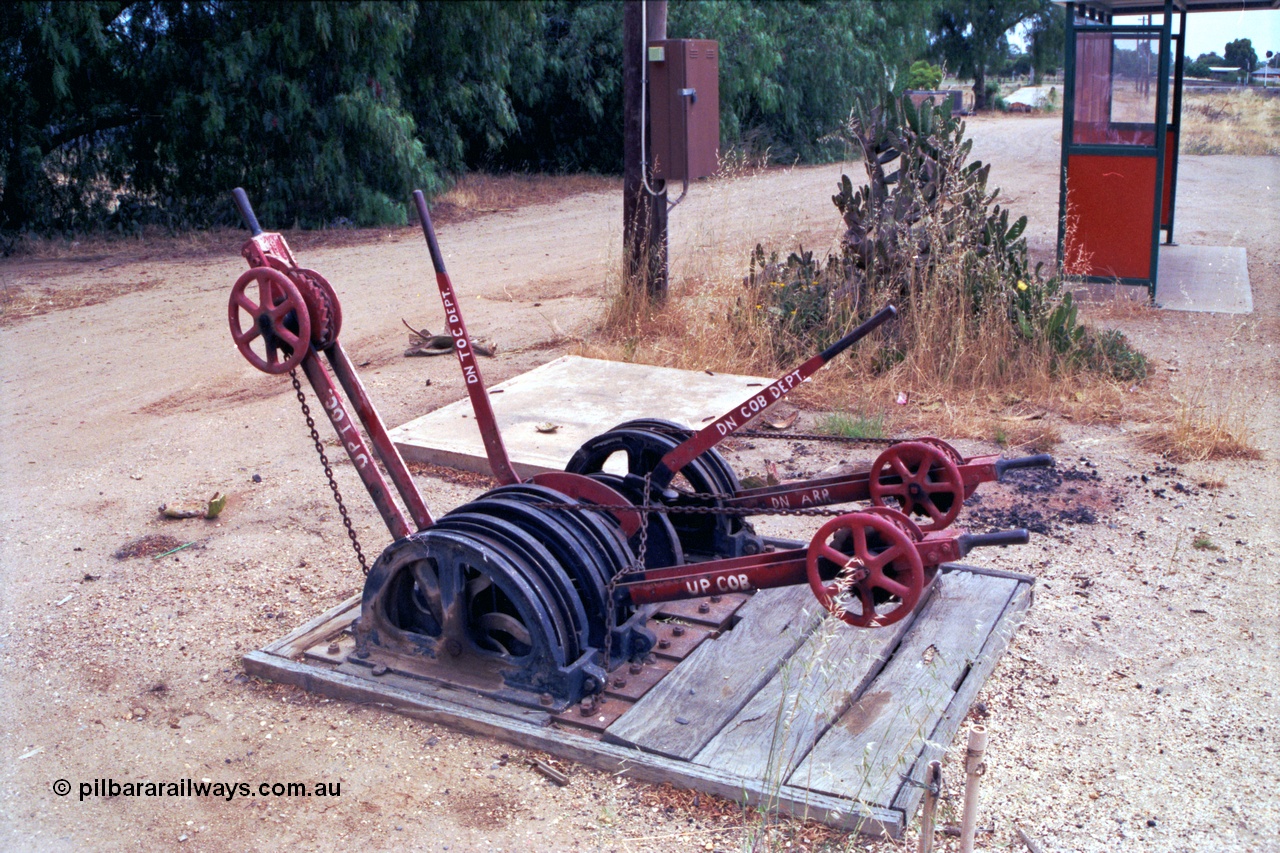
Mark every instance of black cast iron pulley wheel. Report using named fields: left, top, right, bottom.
left=566, top=427, right=740, bottom=559
left=229, top=267, right=311, bottom=374
left=481, top=484, right=637, bottom=577
left=430, top=511, right=589, bottom=662
left=425, top=527, right=576, bottom=665
left=450, top=496, right=616, bottom=648
left=610, top=419, right=742, bottom=495
left=584, top=472, right=685, bottom=570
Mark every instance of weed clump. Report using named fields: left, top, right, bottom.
left=739, top=94, right=1148, bottom=393
left=815, top=411, right=886, bottom=439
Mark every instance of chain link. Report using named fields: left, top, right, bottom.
left=600, top=472, right=652, bottom=668
left=529, top=497, right=862, bottom=519
left=290, top=370, right=369, bottom=575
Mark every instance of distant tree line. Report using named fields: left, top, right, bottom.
left=1186, top=38, right=1262, bottom=78
left=2, top=1, right=1060, bottom=235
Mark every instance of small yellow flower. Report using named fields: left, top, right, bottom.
left=1016, top=280, right=1028, bottom=291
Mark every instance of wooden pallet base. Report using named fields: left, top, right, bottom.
left=244, top=564, right=1032, bottom=837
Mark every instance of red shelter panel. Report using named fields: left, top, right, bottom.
left=1161, top=129, right=1176, bottom=229
left=1064, top=153, right=1158, bottom=281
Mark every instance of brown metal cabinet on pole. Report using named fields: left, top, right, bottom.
left=647, top=39, right=720, bottom=182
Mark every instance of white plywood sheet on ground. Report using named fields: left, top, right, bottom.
left=389, top=355, right=772, bottom=477
left=1155, top=245, right=1252, bottom=314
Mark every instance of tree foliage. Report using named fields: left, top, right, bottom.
left=3, top=1, right=433, bottom=231
left=671, top=1, right=930, bottom=163
left=1022, top=4, right=1064, bottom=84
left=1187, top=52, right=1226, bottom=78
left=1224, top=38, right=1258, bottom=74
left=907, top=60, right=945, bottom=91
left=3, top=0, right=939, bottom=236
left=930, top=0, right=1049, bottom=110
left=144, top=2, right=432, bottom=229
left=494, top=1, right=626, bottom=172
left=1, top=2, right=139, bottom=231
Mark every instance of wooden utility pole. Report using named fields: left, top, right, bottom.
left=623, top=0, right=668, bottom=300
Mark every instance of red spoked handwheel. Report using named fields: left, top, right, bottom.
left=868, top=441, right=964, bottom=531
left=229, top=267, right=312, bottom=374
left=911, top=435, right=984, bottom=500
left=806, top=511, right=925, bottom=628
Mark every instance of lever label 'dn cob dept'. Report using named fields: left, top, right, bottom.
left=714, top=367, right=806, bottom=436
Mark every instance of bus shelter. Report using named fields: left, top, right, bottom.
left=1057, top=0, right=1272, bottom=307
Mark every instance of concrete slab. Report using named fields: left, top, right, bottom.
left=389, top=355, right=772, bottom=477
left=1155, top=244, right=1252, bottom=314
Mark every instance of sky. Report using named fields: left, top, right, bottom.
left=1011, top=9, right=1279, bottom=62
left=1115, top=9, right=1279, bottom=60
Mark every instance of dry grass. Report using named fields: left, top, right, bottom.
left=4, top=225, right=245, bottom=261
left=432, top=172, right=620, bottom=222
left=1075, top=293, right=1157, bottom=322
left=584, top=256, right=1145, bottom=449
left=1135, top=386, right=1263, bottom=462
left=587, top=220, right=791, bottom=378
left=0, top=274, right=163, bottom=326
left=3, top=172, right=621, bottom=262
left=1180, top=89, right=1280, bottom=156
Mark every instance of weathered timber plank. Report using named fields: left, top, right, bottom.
left=243, top=650, right=552, bottom=725
left=604, top=585, right=824, bottom=760
left=242, top=650, right=902, bottom=836
left=891, top=580, right=1033, bottom=818
left=693, top=584, right=931, bottom=781
left=262, top=594, right=361, bottom=657
left=787, top=572, right=1017, bottom=804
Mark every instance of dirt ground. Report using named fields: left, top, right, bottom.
left=1, top=115, right=1277, bottom=852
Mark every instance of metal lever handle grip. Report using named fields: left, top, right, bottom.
left=995, top=454, right=1055, bottom=478
left=818, top=304, right=897, bottom=362
left=232, top=187, right=263, bottom=236
left=412, top=190, right=447, bottom=275
left=957, top=529, right=1030, bottom=556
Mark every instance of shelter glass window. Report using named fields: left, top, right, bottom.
left=1072, top=32, right=1159, bottom=146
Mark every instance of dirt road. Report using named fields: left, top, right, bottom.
left=1, top=115, right=1277, bottom=851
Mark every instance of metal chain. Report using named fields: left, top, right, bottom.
left=600, top=472, right=651, bottom=669
left=290, top=369, right=369, bottom=575
left=529, top=497, right=863, bottom=519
